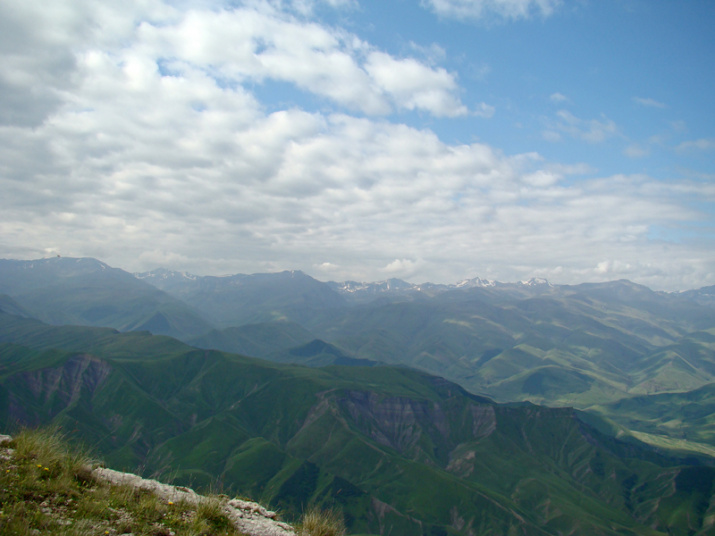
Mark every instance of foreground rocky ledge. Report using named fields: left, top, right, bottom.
left=92, top=467, right=295, bottom=536
left=1, top=433, right=295, bottom=536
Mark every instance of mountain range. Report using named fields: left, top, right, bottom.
left=4, top=258, right=715, bottom=443
left=1, top=312, right=714, bottom=535
left=1, top=256, right=715, bottom=534
left=4, top=257, right=715, bottom=397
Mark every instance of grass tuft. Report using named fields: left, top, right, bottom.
left=185, top=496, right=232, bottom=535
left=298, top=506, right=346, bottom=536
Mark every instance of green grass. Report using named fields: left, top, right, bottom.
left=0, top=428, right=247, bottom=536
left=298, top=506, right=346, bottom=536
left=587, top=383, right=715, bottom=449
left=628, top=430, right=715, bottom=459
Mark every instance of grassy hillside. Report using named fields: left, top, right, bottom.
left=189, top=321, right=316, bottom=357
left=307, top=283, right=715, bottom=407
left=0, top=428, right=247, bottom=536
left=588, top=382, right=715, bottom=449
left=0, top=428, right=346, bottom=536
left=0, top=316, right=714, bottom=535
left=137, top=269, right=346, bottom=328
left=0, top=257, right=213, bottom=340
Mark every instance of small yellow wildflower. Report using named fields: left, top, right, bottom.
left=168, top=501, right=174, bottom=505
left=36, top=464, right=42, bottom=468
left=44, top=467, right=49, bottom=471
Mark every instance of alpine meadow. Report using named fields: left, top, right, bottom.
left=2, top=1, right=715, bottom=535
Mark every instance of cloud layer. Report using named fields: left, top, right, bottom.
left=423, top=0, right=562, bottom=20
left=1, top=0, right=714, bottom=290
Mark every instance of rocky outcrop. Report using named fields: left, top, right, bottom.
left=6, top=354, right=111, bottom=425
left=93, top=467, right=295, bottom=536
left=0, top=433, right=295, bottom=536
left=336, top=390, right=496, bottom=457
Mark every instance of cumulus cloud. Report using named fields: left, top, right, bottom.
left=1, top=1, right=467, bottom=121
left=422, top=0, right=562, bottom=20
left=384, top=259, right=419, bottom=276
left=365, top=52, right=468, bottom=116
left=134, top=4, right=467, bottom=117
left=3, top=84, right=712, bottom=288
left=1, top=0, right=714, bottom=290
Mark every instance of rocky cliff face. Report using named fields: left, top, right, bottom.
left=336, top=389, right=496, bottom=461
left=6, top=354, right=111, bottom=426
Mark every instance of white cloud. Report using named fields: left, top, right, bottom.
left=0, top=1, right=466, bottom=121
left=676, top=138, right=715, bottom=153
left=4, top=77, right=712, bottom=289
left=521, top=170, right=559, bottom=187
left=384, top=259, right=419, bottom=277
left=549, top=110, right=618, bottom=143
left=365, top=52, right=468, bottom=117
left=542, top=130, right=561, bottom=142
left=286, top=0, right=357, bottom=16
left=633, top=96, right=666, bottom=109
left=1, top=0, right=714, bottom=291
left=423, top=0, right=562, bottom=20
left=409, top=41, right=448, bottom=65
left=473, top=102, right=496, bottom=118
left=549, top=92, right=568, bottom=103
left=624, top=143, right=650, bottom=158
left=129, top=5, right=467, bottom=117
left=316, top=261, right=339, bottom=271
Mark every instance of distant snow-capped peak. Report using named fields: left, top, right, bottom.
left=455, top=277, right=497, bottom=288
left=135, top=268, right=197, bottom=281
left=519, top=277, right=551, bottom=287
left=334, top=278, right=413, bottom=293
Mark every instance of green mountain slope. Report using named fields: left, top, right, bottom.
left=0, top=294, right=33, bottom=318
left=136, top=268, right=346, bottom=328
left=588, top=382, right=715, bottom=449
left=270, top=339, right=379, bottom=367
left=0, top=257, right=213, bottom=339
left=188, top=321, right=316, bottom=357
left=184, top=322, right=376, bottom=367
left=0, top=314, right=713, bottom=535
left=308, top=283, right=715, bottom=407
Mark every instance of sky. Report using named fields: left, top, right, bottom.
left=1, top=0, right=714, bottom=290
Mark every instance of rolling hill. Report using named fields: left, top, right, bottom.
left=0, top=311, right=714, bottom=535
left=588, top=382, right=715, bottom=450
